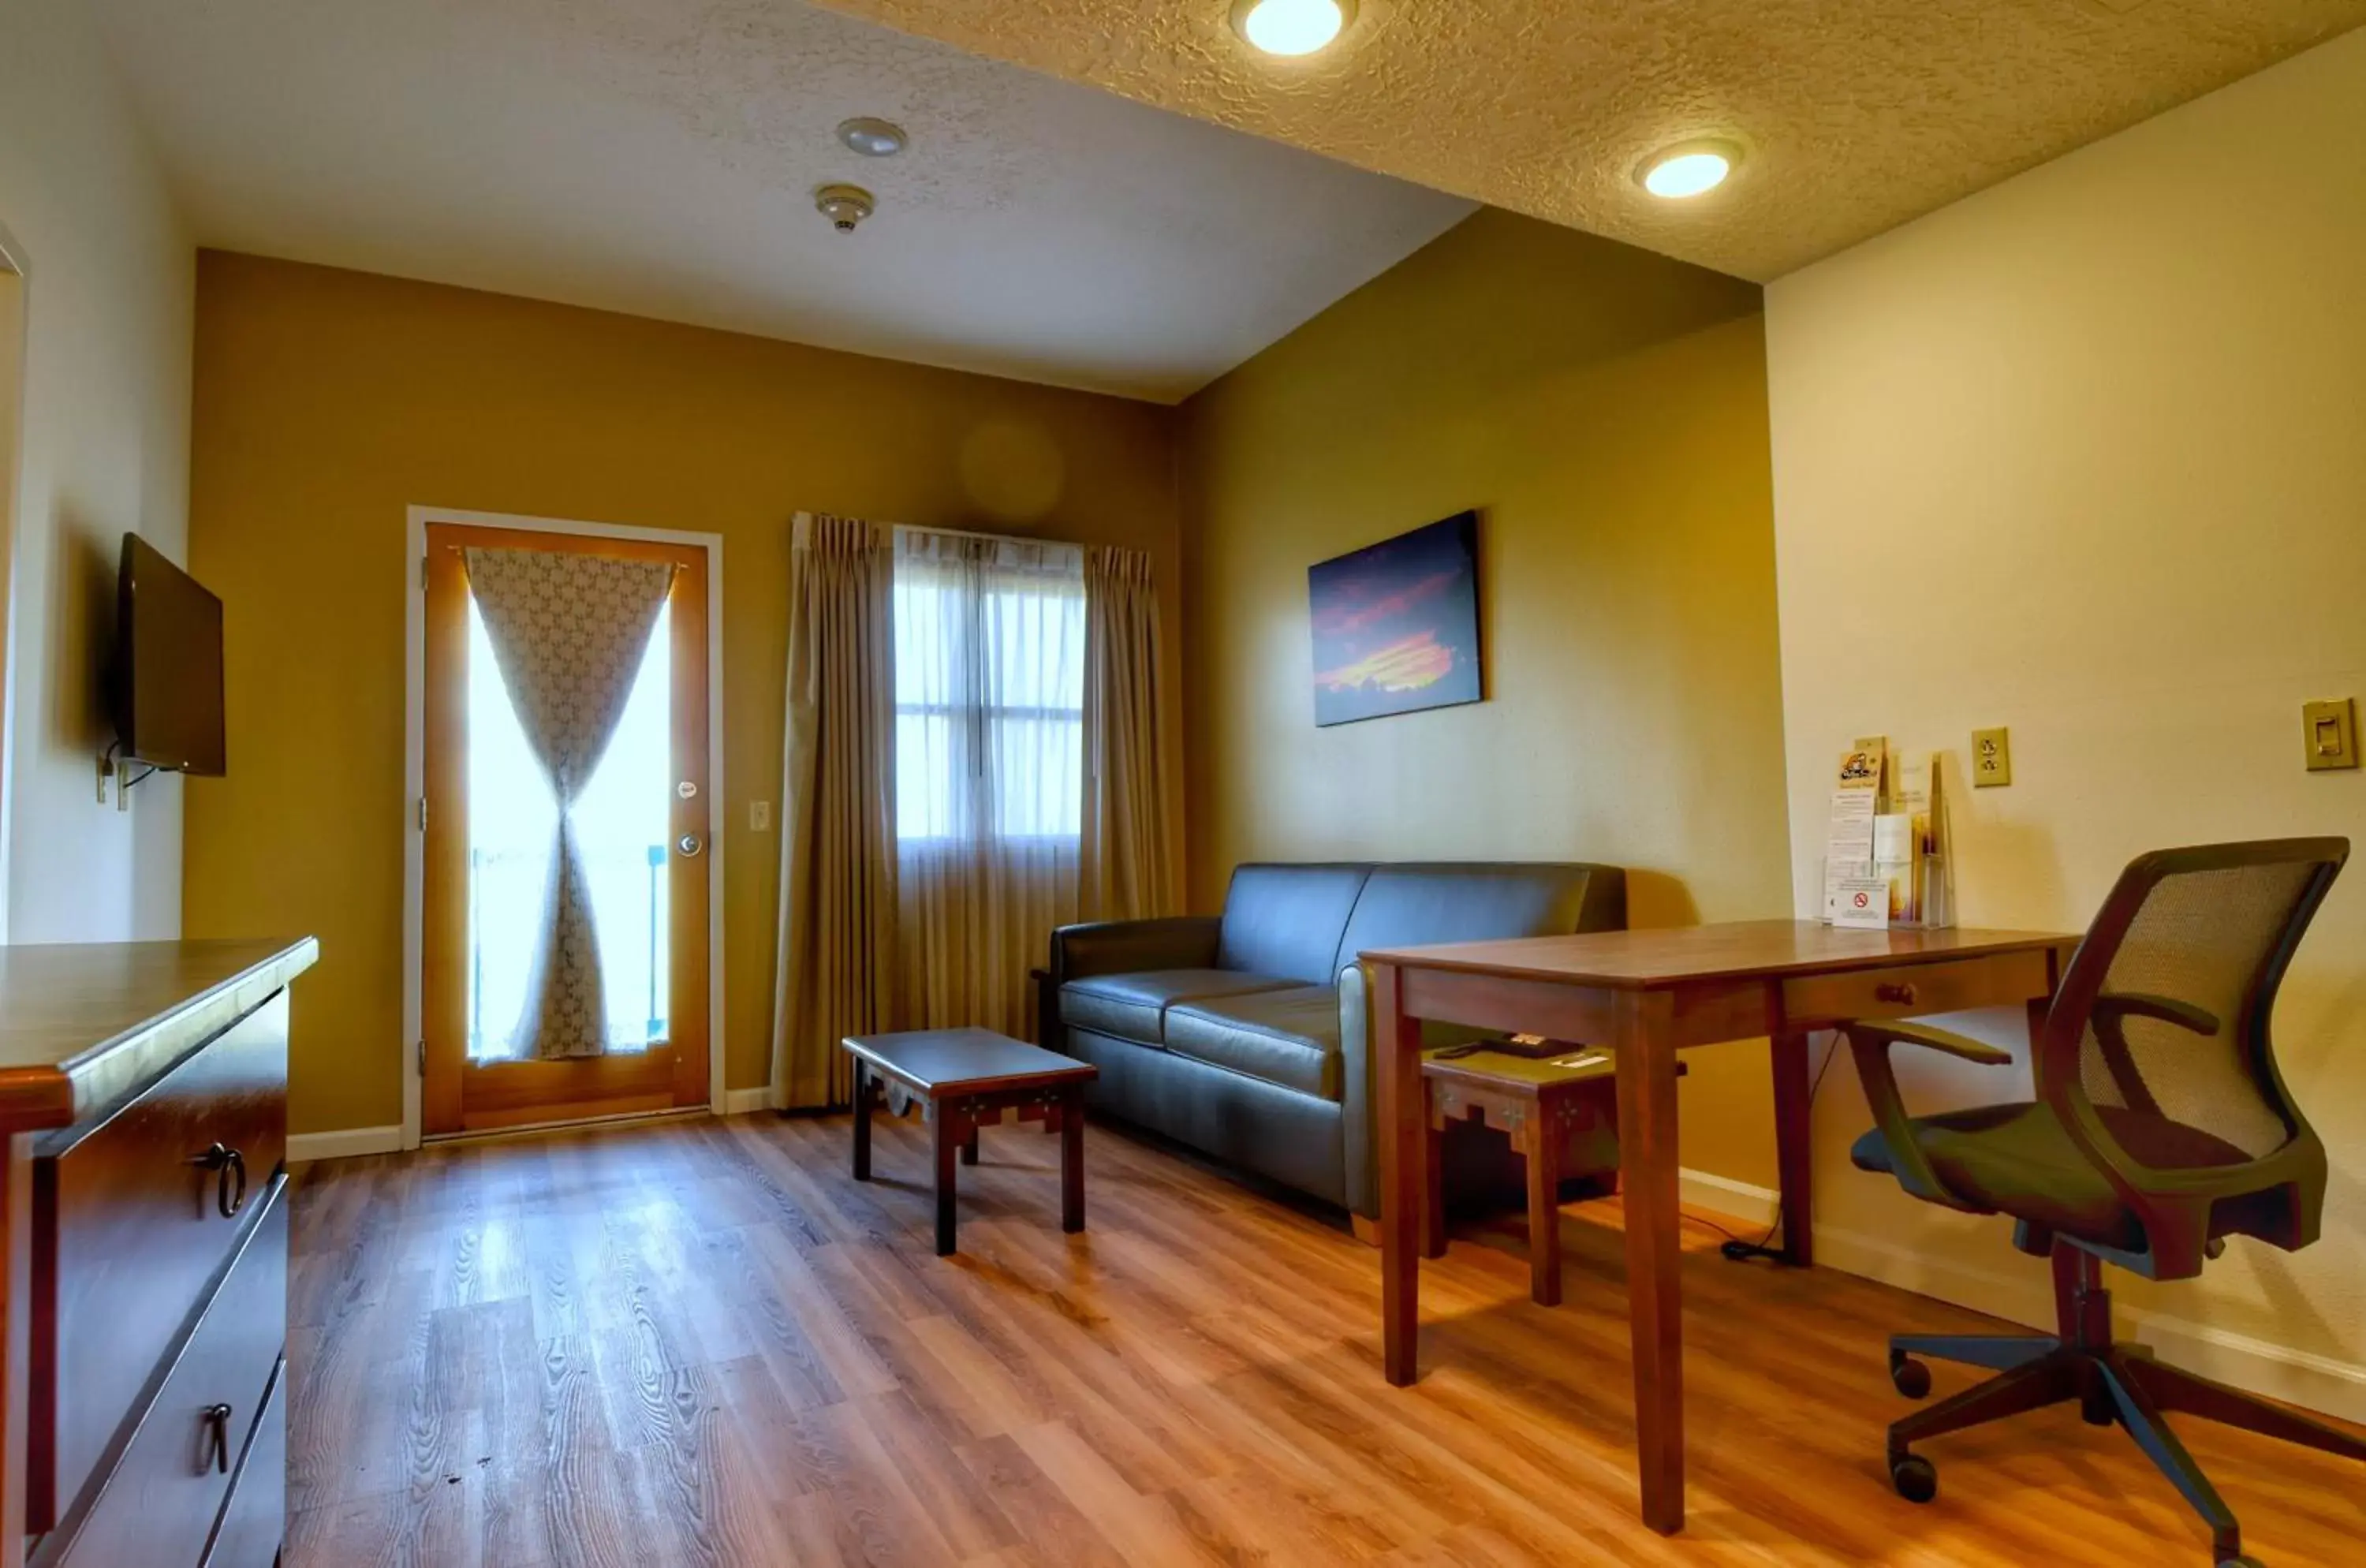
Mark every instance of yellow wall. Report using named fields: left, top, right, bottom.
left=0, top=0, right=193, bottom=943
left=1766, top=27, right=2366, bottom=1417
left=185, top=252, right=1181, bottom=1135
left=1177, top=207, right=1795, bottom=1183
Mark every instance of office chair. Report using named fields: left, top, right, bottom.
left=1847, top=838, right=2361, bottom=1568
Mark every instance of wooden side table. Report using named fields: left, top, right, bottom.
left=842, top=1028, right=1099, bottom=1256
left=1421, top=1044, right=1675, bottom=1306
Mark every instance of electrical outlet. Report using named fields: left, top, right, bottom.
left=1972, top=727, right=2012, bottom=788
left=749, top=800, right=773, bottom=831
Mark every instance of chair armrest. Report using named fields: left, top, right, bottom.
left=1843, top=1019, right=2013, bottom=1212
left=2094, top=991, right=2219, bottom=1036
left=1046, top=917, right=1221, bottom=985
left=1846, top=1019, right=2014, bottom=1066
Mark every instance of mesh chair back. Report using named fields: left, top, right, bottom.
left=2049, top=840, right=2346, bottom=1162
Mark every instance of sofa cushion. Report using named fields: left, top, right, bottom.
left=1217, top=864, right=1374, bottom=986
left=1333, top=863, right=1626, bottom=971
left=1164, top=986, right=1344, bottom=1100
left=1060, top=969, right=1297, bottom=1046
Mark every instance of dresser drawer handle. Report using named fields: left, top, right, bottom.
left=1875, top=982, right=1919, bottom=1006
left=201, top=1402, right=235, bottom=1475
left=189, top=1142, right=249, bottom=1219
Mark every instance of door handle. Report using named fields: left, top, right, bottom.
left=188, top=1142, right=249, bottom=1218
left=677, top=834, right=703, bottom=857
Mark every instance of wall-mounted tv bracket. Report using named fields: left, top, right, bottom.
left=99, top=742, right=160, bottom=812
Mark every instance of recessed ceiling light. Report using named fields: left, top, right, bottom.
left=1637, top=140, right=1741, bottom=200
left=1231, top=0, right=1354, bottom=58
left=836, top=117, right=908, bottom=158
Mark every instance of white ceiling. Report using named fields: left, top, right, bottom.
left=91, top=0, right=1476, bottom=402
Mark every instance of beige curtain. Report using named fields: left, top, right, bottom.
left=1080, top=546, right=1174, bottom=921
left=771, top=513, right=899, bottom=1109
left=891, top=528, right=1086, bottom=1040
left=463, top=547, right=677, bottom=1060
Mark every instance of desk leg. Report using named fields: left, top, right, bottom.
left=1616, top=990, right=1685, bottom=1534
left=1375, top=962, right=1424, bottom=1387
left=1771, top=1031, right=1814, bottom=1267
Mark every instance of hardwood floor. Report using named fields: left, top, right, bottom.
left=286, top=1112, right=2360, bottom=1566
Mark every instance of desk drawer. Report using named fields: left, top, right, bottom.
left=42, top=1178, right=288, bottom=1568
left=32, top=990, right=289, bottom=1529
left=1779, top=950, right=2053, bottom=1029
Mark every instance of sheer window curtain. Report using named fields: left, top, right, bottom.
left=769, top=517, right=1172, bottom=1111
left=892, top=528, right=1086, bottom=1040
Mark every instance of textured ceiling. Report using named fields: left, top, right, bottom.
left=89, top=0, right=1473, bottom=401
left=808, top=0, right=2366, bottom=280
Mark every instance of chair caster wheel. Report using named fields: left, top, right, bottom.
left=1889, top=1452, right=1938, bottom=1504
left=1889, top=1351, right=1933, bottom=1400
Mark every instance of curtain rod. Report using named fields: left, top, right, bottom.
left=894, top=520, right=1086, bottom=549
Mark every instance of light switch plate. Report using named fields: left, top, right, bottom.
left=2304, top=699, right=2358, bottom=771
left=750, top=800, right=773, bottom=831
left=1972, top=727, right=2012, bottom=788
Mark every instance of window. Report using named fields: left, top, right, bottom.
left=891, top=532, right=1085, bottom=847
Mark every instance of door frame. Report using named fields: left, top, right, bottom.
left=401, top=504, right=726, bottom=1150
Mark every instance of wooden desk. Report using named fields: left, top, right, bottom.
left=1364, top=920, right=2077, bottom=1535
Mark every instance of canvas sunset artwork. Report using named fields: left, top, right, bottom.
left=1306, top=511, right=1483, bottom=726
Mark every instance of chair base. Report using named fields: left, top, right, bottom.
left=1886, top=1251, right=2366, bottom=1566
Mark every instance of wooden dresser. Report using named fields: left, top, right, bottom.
left=0, top=939, right=316, bottom=1568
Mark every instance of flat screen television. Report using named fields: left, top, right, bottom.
left=113, top=533, right=226, bottom=775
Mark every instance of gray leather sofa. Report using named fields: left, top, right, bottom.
left=1040, top=862, right=1626, bottom=1219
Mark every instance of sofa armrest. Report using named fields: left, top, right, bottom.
left=1048, top=916, right=1222, bottom=986
left=1339, top=962, right=1499, bottom=1219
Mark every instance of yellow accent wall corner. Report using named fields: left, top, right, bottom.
left=1177, top=207, right=1796, bottom=1186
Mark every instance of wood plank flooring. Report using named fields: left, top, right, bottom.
left=286, top=1112, right=2360, bottom=1566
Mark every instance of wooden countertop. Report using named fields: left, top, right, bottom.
left=0, top=938, right=319, bottom=1134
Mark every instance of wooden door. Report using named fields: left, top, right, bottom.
left=422, top=524, right=711, bottom=1135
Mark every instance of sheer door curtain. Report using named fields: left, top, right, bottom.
left=892, top=528, right=1086, bottom=1041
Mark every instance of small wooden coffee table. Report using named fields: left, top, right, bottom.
left=842, top=1027, right=1099, bottom=1256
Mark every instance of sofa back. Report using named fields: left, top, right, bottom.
left=1331, top=863, right=1625, bottom=974
left=1217, top=864, right=1373, bottom=985
left=1215, top=861, right=1627, bottom=987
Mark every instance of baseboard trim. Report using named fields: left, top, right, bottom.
left=1672, top=1171, right=2366, bottom=1423
left=287, top=1125, right=405, bottom=1163
left=1814, top=1222, right=2366, bottom=1427
left=1678, top=1167, right=1779, bottom=1228
left=721, top=1086, right=776, bottom=1115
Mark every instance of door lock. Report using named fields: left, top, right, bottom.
left=677, top=834, right=703, bottom=857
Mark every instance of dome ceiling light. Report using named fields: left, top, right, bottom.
left=1231, top=0, right=1355, bottom=58
left=1637, top=140, right=1742, bottom=200
left=836, top=117, right=908, bottom=158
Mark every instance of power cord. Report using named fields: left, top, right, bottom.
left=1715, top=1031, right=1845, bottom=1266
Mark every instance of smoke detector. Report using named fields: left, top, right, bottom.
left=815, top=184, right=875, bottom=233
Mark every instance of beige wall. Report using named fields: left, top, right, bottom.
left=185, top=253, right=1181, bottom=1136
left=0, top=0, right=194, bottom=943
left=1767, top=28, right=2366, bottom=1417
left=1178, top=208, right=1795, bottom=1183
